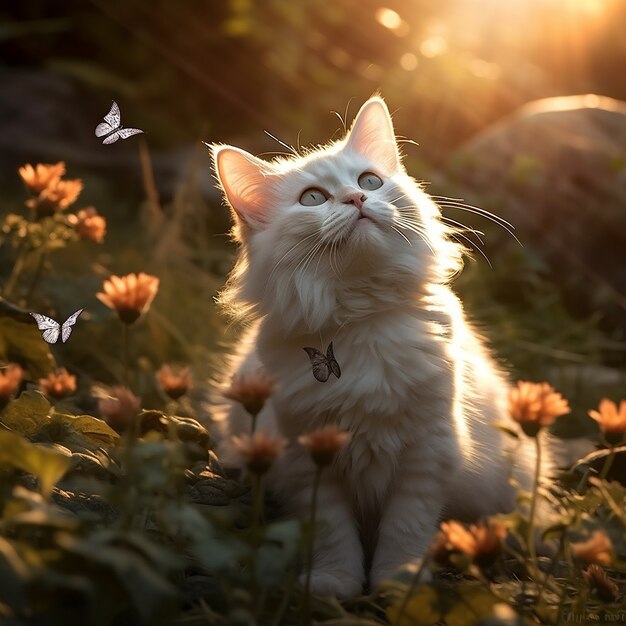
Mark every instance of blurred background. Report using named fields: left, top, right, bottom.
left=1, top=0, right=625, bottom=435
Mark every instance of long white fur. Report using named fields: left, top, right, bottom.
left=211, top=97, right=541, bottom=597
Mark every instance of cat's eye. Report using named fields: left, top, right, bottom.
left=299, top=188, right=329, bottom=206
left=358, top=172, right=383, bottom=190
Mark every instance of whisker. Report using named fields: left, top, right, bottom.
left=449, top=232, right=493, bottom=269
left=432, top=197, right=521, bottom=245
left=267, top=231, right=319, bottom=284
left=435, top=199, right=515, bottom=231
left=395, top=209, right=489, bottom=262
left=288, top=237, right=323, bottom=286
left=431, top=196, right=511, bottom=222
left=263, top=130, right=298, bottom=156
left=394, top=218, right=436, bottom=256
left=257, top=150, right=295, bottom=158
left=392, top=192, right=521, bottom=246
left=329, top=236, right=341, bottom=276
left=440, top=216, right=486, bottom=245
left=389, top=192, right=412, bottom=204
left=314, top=239, right=333, bottom=278
left=301, top=236, right=326, bottom=275
left=390, top=225, right=413, bottom=247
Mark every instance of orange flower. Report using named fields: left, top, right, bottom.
left=98, top=386, right=141, bottom=433
left=224, top=369, right=277, bottom=417
left=0, top=363, right=24, bottom=400
left=589, top=399, right=626, bottom=446
left=583, top=564, right=619, bottom=602
left=96, top=273, right=160, bottom=324
left=508, top=381, right=570, bottom=437
left=298, top=425, right=351, bottom=467
left=67, top=207, right=107, bottom=243
left=26, top=178, right=83, bottom=217
left=433, top=519, right=507, bottom=567
left=232, top=431, right=286, bottom=475
left=38, top=367, right=77, bottom=398
left=18, top=162, right=65, bottom=195
left=156, top=364, right=191, bottom=400
left=572, top=530, right=613, bottom=566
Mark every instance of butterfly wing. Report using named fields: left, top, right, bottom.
left=102, top=131, right=120, bottom=145
left=29, top=312, right=61, bottom=344
left=326, top=342, right=341, bottom=379
left=95, top=122, right=114, bottom=137
left=104, top=101, right=121, bottom=129
left=118, top=128, right=144, bottom=140
left=61, top=308, right=84, bottom=343
left=303, top=347, right=330, bottom=383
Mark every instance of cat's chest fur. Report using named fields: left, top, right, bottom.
left=257, top=307, right=457, bottom=456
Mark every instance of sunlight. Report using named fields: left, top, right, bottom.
left=374, top=7, right=401, bottom=29
left=375, top=7, right=409, bottom=35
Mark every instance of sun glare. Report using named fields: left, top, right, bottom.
left=375, top=7, right=402, bottom=29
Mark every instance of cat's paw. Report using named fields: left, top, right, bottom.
left=300, top=570, right=364, bottom=598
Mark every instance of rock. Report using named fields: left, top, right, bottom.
left=187, top=474, right=247, bottom=507
left=52, top=488, right=117, bottom=524
left=448, top=95, right=626, bottom=334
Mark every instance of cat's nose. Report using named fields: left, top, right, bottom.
left=342, top=191, right=367, bottom=210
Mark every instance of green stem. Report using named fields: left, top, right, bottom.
left=574, top=466, right=591, bottom=494
left=528, top=432, right=542, bottom=568
left=555, top=536, right=575, bottom=626
left=3, top=241, right=28, bottom=299
left=599, top=445, right=616, bottom=481
left=24, top=249, right=47, bottom=304
left=394, top=555, right=430, bottom=626
left=536, top=529, right=565, bottom=605
left=250, top=472, right=264, bottom=615
left=271, top=568, right=296, bottom=626
left=251, top=472, right=264, bottom=543
left=119, top=426, right=140, bottom=530
left=122, top=322, right=130, bottom=389
left=303, top=466, right=323, bottom=625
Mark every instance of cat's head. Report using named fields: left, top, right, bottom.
left=211, top=96, right=462, bottom=332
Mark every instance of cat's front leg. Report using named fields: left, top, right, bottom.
left=369, top=441, right=459, bottom=588
left=269, top=449, right=365, bottom=598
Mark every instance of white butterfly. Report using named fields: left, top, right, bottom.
left=30, top=309, right=84, bottom=344
left=95, top=101, right=144, bottom=145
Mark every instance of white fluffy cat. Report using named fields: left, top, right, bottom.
left=211, top=97, right=537, bottom=597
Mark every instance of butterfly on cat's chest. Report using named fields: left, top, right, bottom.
left=303, top=341, right=341, bottom=383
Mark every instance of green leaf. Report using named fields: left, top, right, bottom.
left=445, top=585, right=501, bottom=626
left=50, top=413, right=119, bottom=447
left=161, top=501, right=244, bottom=572
left=56, top=532, right=180, bottom=624
left=0, top=536, right=29, bottom=610
left=0, top=311, right=55, bottom=379
left=254, top=519, right=301, bottom=587
left=387, top=584, right=440, bottom=626
left=0, top=430, right=70, bottom=496
left=0, top=391, right=51, bottom=436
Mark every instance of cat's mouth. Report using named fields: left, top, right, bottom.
left=356, top=208, right=376, bottom=224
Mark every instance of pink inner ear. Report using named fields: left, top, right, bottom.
left=345, top=98, right=401, bottom=175
left=214, top=146, right=277, bottom=227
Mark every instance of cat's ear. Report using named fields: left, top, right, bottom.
left=345, top=97, right=401, bottom=175
left=212, top=145, right=278, bottom=229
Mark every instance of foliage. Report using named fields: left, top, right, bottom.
left=3, top=0, right=626, bottom=157
left=0, top=150, right=625, bottom=623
